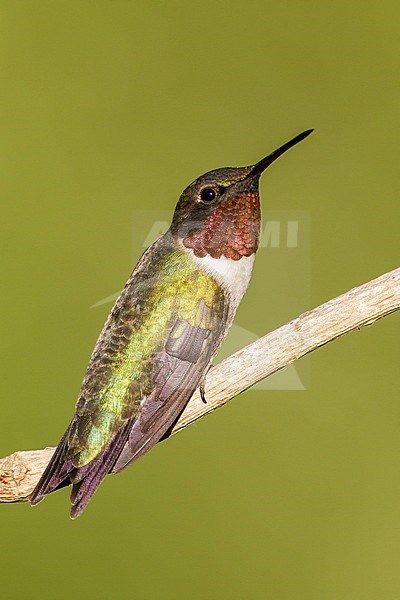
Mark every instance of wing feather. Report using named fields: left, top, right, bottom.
left=112, top=301, right=229, bottom=472
left=30, top=238, right=232, bottom=516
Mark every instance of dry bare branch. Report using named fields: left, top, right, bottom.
left=1, top=267, right=399, bottom=503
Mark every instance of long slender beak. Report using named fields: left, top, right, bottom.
left=249, top=129, right=313, bottom=177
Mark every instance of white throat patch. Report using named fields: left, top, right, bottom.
left=185, top=249, right=255, bottom=311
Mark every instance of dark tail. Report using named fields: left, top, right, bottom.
left=30, top=420, right=134, bottom=519
left=29, top=424, right=75, bottom=506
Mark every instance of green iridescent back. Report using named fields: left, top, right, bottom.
left=67, top=235, right=226, bottom=467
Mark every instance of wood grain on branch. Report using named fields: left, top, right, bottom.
left=1, top=267, right=399, bottom=503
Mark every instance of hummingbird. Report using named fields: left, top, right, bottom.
left=30, top=129, right=312, bottom=518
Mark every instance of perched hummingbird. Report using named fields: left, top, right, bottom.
left=30, top=129, right=312, bottom=518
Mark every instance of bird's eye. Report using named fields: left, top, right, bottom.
left=199, top=187, right=217, bottom=203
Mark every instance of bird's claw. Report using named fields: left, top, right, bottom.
left=198, top=364, right=214, bottom=404
left=200, top=383, right=207, bottom=404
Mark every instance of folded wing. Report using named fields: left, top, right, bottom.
left=31, top=288, right=229, bottom=518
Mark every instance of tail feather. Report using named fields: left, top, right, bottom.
left=30, top=425, right=74, bottom=505
left=70, top=420, right=133, bottom=519
left=30, top=419, right=134, bottom=517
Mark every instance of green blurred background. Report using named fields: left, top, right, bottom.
left=1, top=2, right=400, bottom=598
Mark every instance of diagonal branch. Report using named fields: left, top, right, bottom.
left=1, top=267, right=399, bottom=503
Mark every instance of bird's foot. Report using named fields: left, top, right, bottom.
left=198, top=365, right=214, bottom=404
